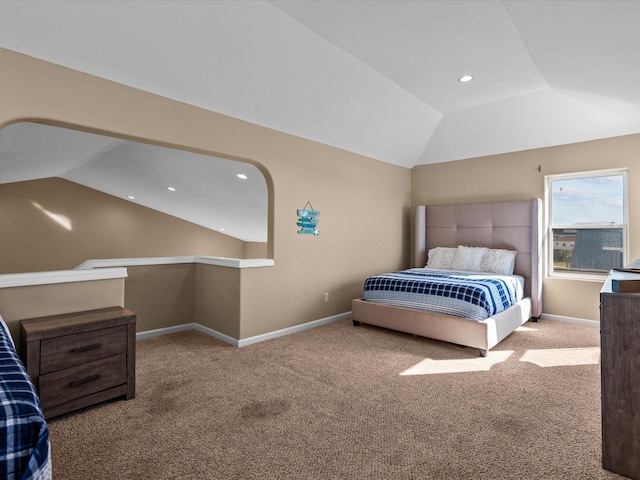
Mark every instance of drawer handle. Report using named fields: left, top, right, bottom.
left=72, top=342, right=102, bottom=353
left=70, top=374, right=101, bottom=387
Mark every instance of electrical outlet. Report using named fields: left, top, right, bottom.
left=324, top=292, right=329, bottom=302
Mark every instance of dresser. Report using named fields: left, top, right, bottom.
left=600, top=271, right=640, bottom=480
left=20, top=307, right=136, bottom=419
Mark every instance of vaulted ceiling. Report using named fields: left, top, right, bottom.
left=1, top=1, right=639, bottom=241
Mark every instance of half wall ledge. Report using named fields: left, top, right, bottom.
left=75, top=256, right=275, bottom=270
left=0, top=267, right=127, bottom=288
left=0, top=256, right=273, bottom=288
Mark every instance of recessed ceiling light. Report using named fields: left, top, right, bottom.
left=236, top=173, right=248, bottom=180
left=167, top=186, right=176, bottom=192
left=127, top=195, right=135, bottom=200
left=458, top=75, right=473, bottom=83
left=220, top=227, right=225, bottom=231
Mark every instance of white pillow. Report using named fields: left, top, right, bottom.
left=426, top=247, right=457, bottom=270
left=451, top=246, right=488, bottom=272
left=480, top=248, right=517, bottom=275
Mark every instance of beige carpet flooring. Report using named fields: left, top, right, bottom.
left=48, top=319, right=625, bottom=479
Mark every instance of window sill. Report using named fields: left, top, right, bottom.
left=546, top=272, right=608, bottom=283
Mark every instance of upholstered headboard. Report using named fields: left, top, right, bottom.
left=414, top=198, right=542, bottom=318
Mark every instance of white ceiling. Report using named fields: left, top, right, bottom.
left=1, top=0, right=639, bottom=241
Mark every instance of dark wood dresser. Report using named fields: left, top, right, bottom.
left=600, top=271, right=640, bottom=480
left=20, top=307, right=136, bottom=419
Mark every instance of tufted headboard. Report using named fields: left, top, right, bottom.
left=414, top=198, right=542, bottom=318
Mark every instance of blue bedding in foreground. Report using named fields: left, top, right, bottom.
left=0, top=319, right=51, bottom=480
left=363, top=268, right=523, bottom=321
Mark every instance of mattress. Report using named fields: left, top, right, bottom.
left=363, top=268, right=524, bottom=321
left=0, top=316, right=52, bottom=480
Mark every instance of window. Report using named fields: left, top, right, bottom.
left=546, top=169, right=627, bottom=278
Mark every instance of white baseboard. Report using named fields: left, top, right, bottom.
left=237, top=312, right=351, bottom=347
left=136, top=311, right=597, bottom=345
left=135, top=323, right=199, bottom=340
left=540, top=313, right=599, bottom=327
left=135, top=312, right=352, bottom=346
left=192, top=323, right=240, bottom=346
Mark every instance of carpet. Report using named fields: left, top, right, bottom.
left=47, top=318, right=624, bottom=479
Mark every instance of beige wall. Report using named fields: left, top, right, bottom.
left=244, top=242, right=268, bottom=259
left=0, top=178, right=248, bottom=274
left=2, top=46, right=633, bottom=329
left=2, top=46, right=628, bottom=330
left=0, top=278, right=125, bottom=345
left=412, top=134, right=640, bottom=321
left=124, top=264, right=195, bottom=333
left=195, top=264, right=241, bottom=338
left=0, top=48, right=411, bottom=338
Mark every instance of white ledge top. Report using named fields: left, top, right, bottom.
left=75, top=256, right=275, bottom=270
left=0, top=267, right=128, bottom=289
left=0, top=257, right=274, bottom=289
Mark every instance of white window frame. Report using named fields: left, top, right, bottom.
left=545, top=168, right=628, bottom=280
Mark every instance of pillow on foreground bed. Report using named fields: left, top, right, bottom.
left=426, top=247, right=457, bottom=269
left=451, top=246, right=488, bottom=272
left=480, top=248, right=517, bottom=275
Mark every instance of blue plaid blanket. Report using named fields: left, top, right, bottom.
left=363, top=268, right=523, bottom=321
left=1, top=319, right=51, bottom=480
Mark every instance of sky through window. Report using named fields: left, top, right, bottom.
left=551, top=175, right=623, bottom=225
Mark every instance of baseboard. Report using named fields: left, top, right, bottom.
left=135, top=323, right=199, bottom=340
left=135, top=312, right=352, bottom=346
left=237, top=312, right=352, bottom=347
left=540, top=313, right=599, bottom=327
left=192, top=323, right=240, bottom=346
left=137, top=312, right=598, bottom=344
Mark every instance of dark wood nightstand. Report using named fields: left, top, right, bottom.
left=20, top=307, right=136, bottom=419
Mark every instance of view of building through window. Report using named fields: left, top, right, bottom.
left=548, top=171, right=626, bottom=276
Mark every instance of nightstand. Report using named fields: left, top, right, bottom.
left=20, top=307, right=136, bottom=419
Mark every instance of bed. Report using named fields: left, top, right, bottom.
left=0, top=315, right=52, bottom=480
left=352, top=198, right=542, bottom=356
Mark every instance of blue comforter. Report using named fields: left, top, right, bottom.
left=0, top=319, right=51, bottom=480
left=363, top=268, right=523, bottom=321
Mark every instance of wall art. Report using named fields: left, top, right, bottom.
left=297, top=201, right=319, bottom=236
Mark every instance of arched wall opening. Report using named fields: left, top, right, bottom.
left=0, top=119, right=274, bottom=273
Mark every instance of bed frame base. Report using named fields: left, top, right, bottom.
left=353, top=317, right=487, bottom=357
left=351, top=297, right=532, bottom=356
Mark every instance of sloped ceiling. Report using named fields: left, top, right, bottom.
left=1, top=1, right=639, bottom=241
left=0, top=122, right=268, bottom=243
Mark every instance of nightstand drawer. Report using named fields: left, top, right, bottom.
left=39, top=354, right=127, bottom=408
left=40, top=325, right=127, bottom=374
